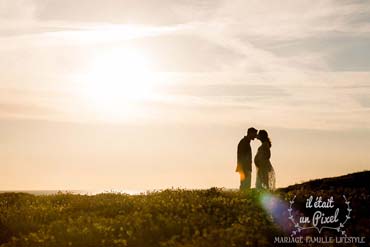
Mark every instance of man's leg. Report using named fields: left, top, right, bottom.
left=239, top=171, right=251, bottom=190
left=239, top=172, right=245, bottom=190
left=244, top=170, right=251, bottom=189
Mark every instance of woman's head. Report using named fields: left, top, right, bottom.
left=257, top=130, right=271, bottom=146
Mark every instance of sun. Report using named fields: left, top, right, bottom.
left=81, top=48, right=156, bottom=119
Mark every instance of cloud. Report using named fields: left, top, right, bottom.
left=216, top=0, right=370, bottom=38
left=0, top=0, right=35, bottom=21
left=131, top=32, right=245, bottom=72
left=198, top=0, right=370, bottom=75
left=0, top=88, right=76, bottom=121
left=0, top=103, right=58, bottom=118
left=0, top=0, right=369, bottom=130
left=33, top=0, right=221, bottom=25
left=162, top=83, right=289, bottom=97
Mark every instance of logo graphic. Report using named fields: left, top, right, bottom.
left=288, top=195, right=351, bottom=237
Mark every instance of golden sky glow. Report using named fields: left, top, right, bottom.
left=77, top=47, right=157, bottom=120
left=0, top=0, right=369, bottom=190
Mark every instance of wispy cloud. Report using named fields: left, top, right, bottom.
left=0, top=0, right=369, bottom=129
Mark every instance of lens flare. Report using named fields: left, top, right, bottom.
left=259, top=192, right=292, bottom=233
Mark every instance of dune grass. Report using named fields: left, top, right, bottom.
left=0, top=189, right=281, bottom=247
left=0, top=183, right=369, bottom=247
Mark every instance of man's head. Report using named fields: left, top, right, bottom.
left=247, top=127, right=258, bottom=140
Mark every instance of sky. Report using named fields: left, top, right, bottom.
left=0, top=0, right=369, bottom=190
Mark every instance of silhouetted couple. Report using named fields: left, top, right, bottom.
left=236, top=127, right=275, bottom=191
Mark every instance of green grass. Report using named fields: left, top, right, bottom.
left=0, top=189, right=281, bottom=247
left=0, top=172, right=369, bottom=247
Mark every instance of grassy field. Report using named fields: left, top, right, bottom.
left=0, top=172, right=369, bottom=247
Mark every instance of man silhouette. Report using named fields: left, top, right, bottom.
left=236, top=127, right=258, bottom=191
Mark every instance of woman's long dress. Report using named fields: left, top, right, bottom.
left=254, top=142, right=275, bottom=190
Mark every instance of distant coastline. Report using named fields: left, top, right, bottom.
left=0, top=189, right=145, bottom=195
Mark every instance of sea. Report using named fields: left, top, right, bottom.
left=0, top=189, right=147, bottom=195
left=0, top=188, right=238, bottom=196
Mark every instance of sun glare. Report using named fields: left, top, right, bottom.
left=80, top=48, right=156, bottom=119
